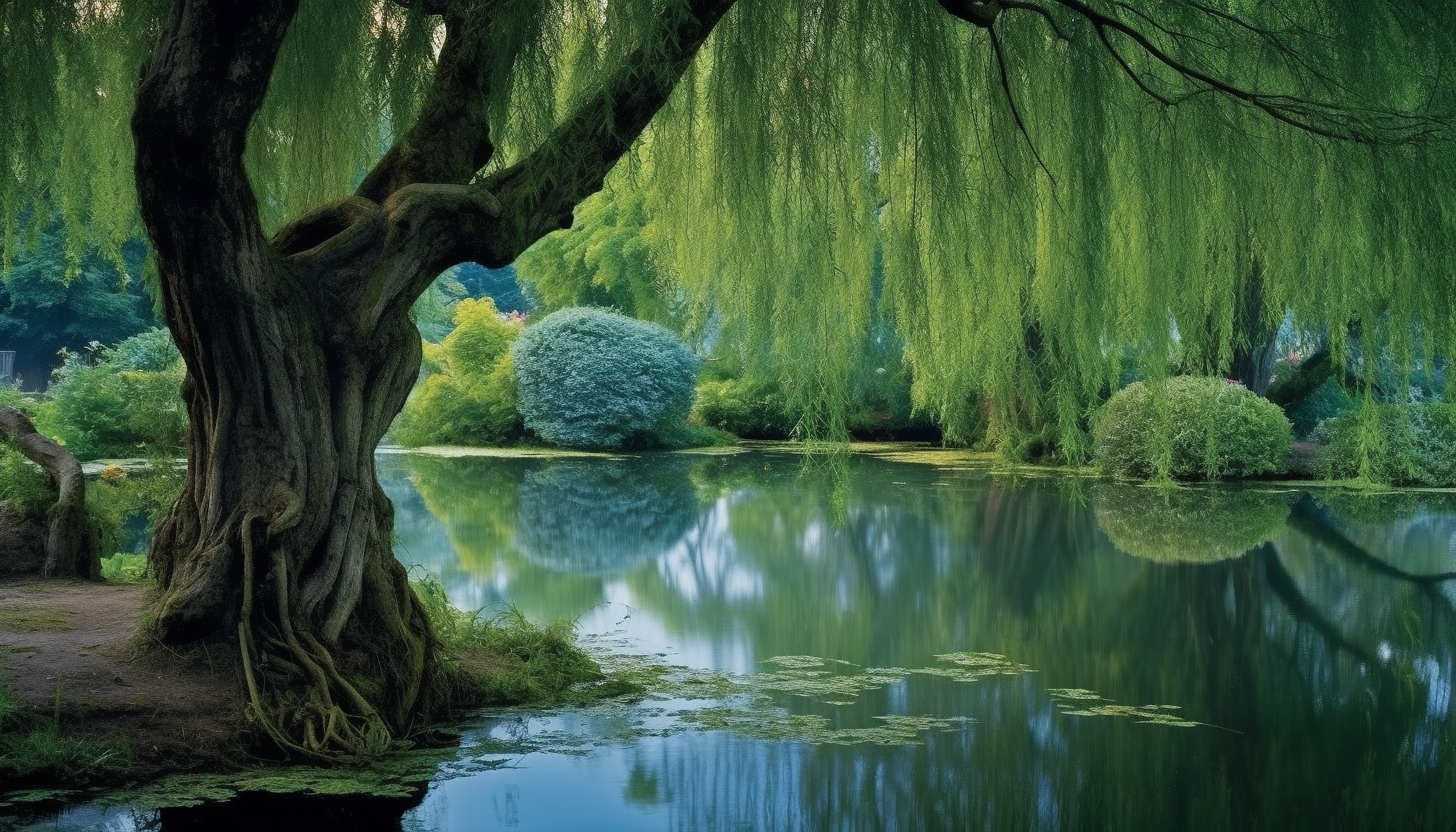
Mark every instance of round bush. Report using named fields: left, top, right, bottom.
left=514, top=458, right=698, bottom=574
left=1093, top=376, right=1293, bottom=480
left=691, top=378, right=797, bottom=439
left=511, top=307, right=701, bottom=450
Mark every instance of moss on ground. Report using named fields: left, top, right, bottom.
left=0, top=610, right=71, bottom=632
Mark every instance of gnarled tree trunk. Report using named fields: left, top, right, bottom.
left=0, top=405, right=98, bottom=579
left=130, top=0, right=734, bottom=759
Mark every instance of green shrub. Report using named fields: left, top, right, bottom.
left=1313, top=402, right=1456, bottom=486
left=391, top=298, right=524, bottom=447
left=1093, top=376, right=1293, bottom=480
left=0, top=449, right=56, bottom=520
left=100, top=553, right=149, bottom=583
left=87, top=460, right=185, bottom=553
left=45, top=330, right=187, bottom=461
left=691, top=378, right=797, bottom=439
left=512, top=307, right=701, bottom=450
left=1285, top=376, right=1358, bottom=439
left=105, top=327, right=181, bottom=372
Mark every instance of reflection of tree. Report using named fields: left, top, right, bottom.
left=515, top=457, right=699, bottom=575
left=380, top=451, right=1456, bottom=831
left=1093, top=484, right=1290, bottom=564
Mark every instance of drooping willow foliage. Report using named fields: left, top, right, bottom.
left=4, top=0, right=1454, bottom=458
left=638, top=0, right=1456, bottom=455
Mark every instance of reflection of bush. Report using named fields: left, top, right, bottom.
left=405, top=455, right=529, bottom=569
left=515, top=457, right=700, bottom=575
left=1094, top=484, right=1290, bottom=564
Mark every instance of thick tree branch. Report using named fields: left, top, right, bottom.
left=472, top=0, right=739, bottom=265
left=1258, top=544, right=1377, bottom=666
left=1289, top=497, right=1456, bottom=585
left=133, top=1, right=299, bottom=297
left=357, top=6, right=499, bottom=201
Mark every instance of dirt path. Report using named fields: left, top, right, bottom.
left=0, top=581, right=246, bottom=775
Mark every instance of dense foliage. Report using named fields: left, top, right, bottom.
left=46, top=330, right=185, bottom=461
left=512, top=307, right=700, bottom=450
left=691, top=378, right=798, bottom=439
left=4, top=0, right=1451, bottom=459
left=0, top=446, right=55, bottom=521
left=1314, top=402, right=1456, bottom=487
left=515, top=184, right=673, bottom=324
left=0, top=220, right=155, bottom=389
left=392, top=298, right=524, bottom=447
left=1093, top=376, right=1293, bottom=481
left=1285, top=377, right=1359, bottom=440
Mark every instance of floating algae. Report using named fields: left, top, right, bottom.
left=493, top=643, right=1047, bottom=750
left=1048, top=688, right=1202, bottom=728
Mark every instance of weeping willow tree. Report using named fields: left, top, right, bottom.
left=1, top=0, right=1451, bottom=759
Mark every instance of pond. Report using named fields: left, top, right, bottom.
left=14, top=447, right=1456, bottom=831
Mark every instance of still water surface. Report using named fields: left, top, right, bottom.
left=17, top=448, right=1456, bottom=831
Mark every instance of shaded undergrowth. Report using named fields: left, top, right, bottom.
left=0, top=670, right=131, bottom=788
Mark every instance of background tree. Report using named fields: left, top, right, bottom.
left=0, top=220, right=155, bottom=390
left=1, top=0, right=1451, bottom=758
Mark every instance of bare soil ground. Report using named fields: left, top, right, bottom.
left=0, top=580, right=247, bottom=777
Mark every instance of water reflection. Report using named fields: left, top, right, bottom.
left=515, top=458, right=699, bottom=575
left=387, top=450, right=1456, bottom=831
left=16, top=451, right=1456, bottom=831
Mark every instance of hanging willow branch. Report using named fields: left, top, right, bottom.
left=1014, top=0, right=1446, bottom=143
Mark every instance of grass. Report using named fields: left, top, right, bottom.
left=0, top=610, right=71, bottom=632
left=99, top=553, right=149, bottom=584
left=0, top=673, right=130, bottom=787
left=411, top=575, right=643, bottom=709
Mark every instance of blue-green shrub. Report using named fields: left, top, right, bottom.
left=1093, top=376, right=1293, bottom=480
left=1314, top=402, right=1456, bottom=486
left=512, top=307, right=700, bottom=450
left=1285, top=376, right=1358, bottom=439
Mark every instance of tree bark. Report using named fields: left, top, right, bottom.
left=130, top=0, right=735, bottom=759
left=0, top=405, right=98, bottom=579
left=1229, top=257, right=1278, bottom=396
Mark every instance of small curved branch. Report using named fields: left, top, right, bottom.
left=0, top=406, right=96, bottom=578
left=389, top=0, right=451, bottom=14
left=937, top=0, right=1003, bottom=29
left=1000, top=1, right=1067, bottom=40
left=988, top=26, right=1058, bottom=186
